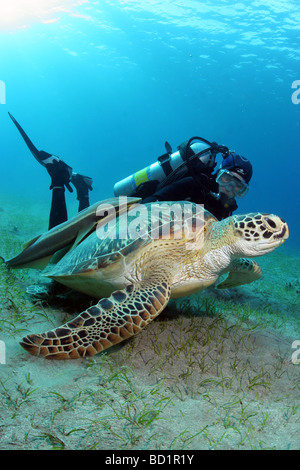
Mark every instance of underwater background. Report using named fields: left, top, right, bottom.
left=0, top=0, right=299, bottom=246
left=0, top=0, right=300, bottom=452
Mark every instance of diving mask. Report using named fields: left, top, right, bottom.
left=216, top=169, right=249, bottom=198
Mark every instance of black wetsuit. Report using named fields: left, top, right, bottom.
left=139, top=156, right=238, bottom=220
left=142, top=177, right=236, bottom=220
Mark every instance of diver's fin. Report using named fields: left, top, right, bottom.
left=71, top=173, right=93, bottom=198
left=8, top=113, right=58, bottom=167
left=8, top=112, right=73, bottom=192
left=8, top=112, right=43, bottom=164
left=165, top=141, right=172, bottom=154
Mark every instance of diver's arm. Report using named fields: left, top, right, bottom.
left=142, top=177, right=194, bottom=203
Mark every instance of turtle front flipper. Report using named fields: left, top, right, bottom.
left=20, top=268, right=172, bottom=359
left=216, top=258, right=262, bottom=289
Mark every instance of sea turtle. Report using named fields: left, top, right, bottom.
left=5, top=197, right=288, bottom=359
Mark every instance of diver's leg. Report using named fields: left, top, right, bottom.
left=47, top=166, right=93, bottom=227
left=71, top=173, right=93, bottom=212
left=8, top=113, right=92, bottom=217
left=48, top=187, right=68, bottom=230
left=45, top=159, right=72, bottom=229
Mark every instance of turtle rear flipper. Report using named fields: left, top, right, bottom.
left=26, top=281, right=71, bottom=299
left=26, top=284, right=51, bottom=298
left=20, top=266, right=172, bottom=359
left=217, top=258, right=262, bottom=289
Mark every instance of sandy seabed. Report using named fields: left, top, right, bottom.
left=0, top=195, right=299, bottom=450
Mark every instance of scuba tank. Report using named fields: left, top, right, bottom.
left=113, top=137, right=229, bottom=197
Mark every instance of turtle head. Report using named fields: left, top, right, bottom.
left=231, top=212, right=289, bottom=256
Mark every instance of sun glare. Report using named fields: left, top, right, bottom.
left=0, top=0, right=89, bottom=31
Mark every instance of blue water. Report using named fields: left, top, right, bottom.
left=0, top=0, right=299, bottom=247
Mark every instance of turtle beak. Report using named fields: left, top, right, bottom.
left=278, top=220, right=289, bottom=242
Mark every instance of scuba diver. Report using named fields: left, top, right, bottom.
left=8, top=112, right=93, bottom=230
left=114, top=137, right=253, bottom=221
left=9, top=113, right=252, bottom=229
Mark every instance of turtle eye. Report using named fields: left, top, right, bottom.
left=262, top=215, right=281, bottom=232
left=264, top=217, right=276, bottom=229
